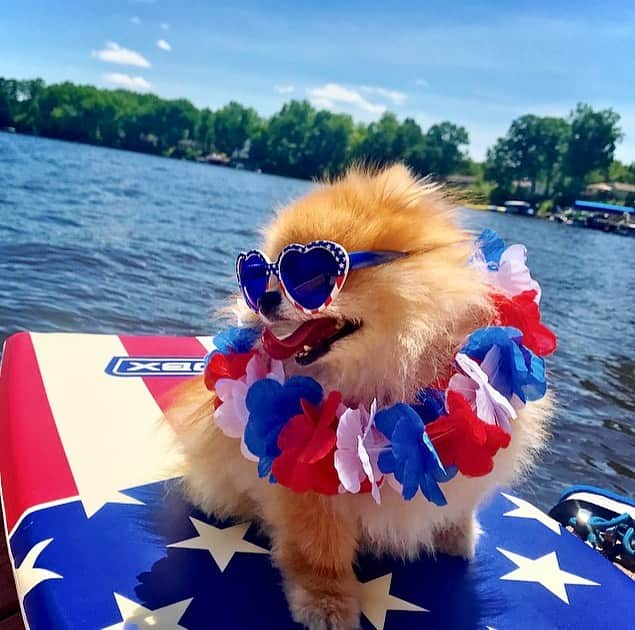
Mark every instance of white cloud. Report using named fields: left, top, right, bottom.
left=274, top=84, right=295, bottom=94
left=307, top=83, right=386, bottom=115
left=360, top=85, right=407, bottom=105
left=415, top=78, right=429, bottom=88
left=310, top=96, right=335, bottom=111
left=103, top=72, right=152, bottom=92
left=156, top=39, right=172, bottom=51
left=161, top=23, right=170, bottom=31
left=130, top=16, right=141, bottom=25
left=91, top=42, right=151, bottom=68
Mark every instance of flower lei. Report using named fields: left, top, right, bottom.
left=203, top=230, right=557, bottom=506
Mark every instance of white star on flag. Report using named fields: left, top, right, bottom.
left=14, top=538, right=62, bottom=601
left=360, top=573, right=427, bottom=629
left=83, top=488, right=145, bottom=518
left=497, top=548, right=599, bottom=603
left=502, top=493, right=561, bottom=534
left=103, top=593, right=193, bottom=629
left=168, top=517, right=269, bottom=571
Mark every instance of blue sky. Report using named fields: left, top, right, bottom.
left=2, top=0, right=634, bottom=161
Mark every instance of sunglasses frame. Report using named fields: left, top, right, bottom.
left=236, top=240, right=407, bottom=315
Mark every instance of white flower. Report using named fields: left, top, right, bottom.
left=448, top=352, right=516, bottom=432
left=214, top=353, right=284, bottom=460
left=334, top=400, right=388, bottom=504
left=473, top=243, right=541, bottom=303
left=495, top=244, right=541, bottom=303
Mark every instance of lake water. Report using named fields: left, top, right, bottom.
left=1, top=132, right=633, bottom=510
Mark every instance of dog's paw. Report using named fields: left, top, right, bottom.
left=286, top=582, right=360, bottom=630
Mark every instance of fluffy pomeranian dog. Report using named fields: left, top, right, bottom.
left=167, top=164, right=551, bottom=629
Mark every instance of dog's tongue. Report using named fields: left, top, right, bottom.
left=262, top=318, right=340, bottom=360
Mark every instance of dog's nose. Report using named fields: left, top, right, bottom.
left=258, top=290, right=282, bottom=317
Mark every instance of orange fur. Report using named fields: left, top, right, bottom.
left=166, top=164, right=552, bottom=629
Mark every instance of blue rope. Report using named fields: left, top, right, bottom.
left=569, top=512, right=634, bottom=557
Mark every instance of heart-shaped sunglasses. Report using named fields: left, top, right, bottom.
left=236, top=240, right=407, bottom=314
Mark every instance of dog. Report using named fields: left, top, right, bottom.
left=167, top=164, right=551, bottom=629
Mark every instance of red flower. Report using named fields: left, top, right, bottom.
left=492, top=290, right=557, bottom=357
left=272, top=391, right=342, bottom=495
left=204, top=350, right=255, bottom=392
left=427, top=391, right=511, bottom=477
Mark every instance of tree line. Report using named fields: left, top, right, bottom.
left=484, top=106, right=632, bottom=205
left=0, top=78, right=472, bottom=180
left=1, top=77, right=633, bottom=205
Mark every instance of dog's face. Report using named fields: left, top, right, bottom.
left=245, top=165, right=492, bottom=405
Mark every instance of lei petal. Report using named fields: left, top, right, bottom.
left=414, top=388, right=447, bottom=423
left=244, top=376, right=323, bottom=479
left=212, top=326, right=261, bottom=354
left=462, top=326, right=547, bottom=404
left=212, top=353, right=284, bottom=440
left=428, top=391, right=511, bottom=477
left=495, top=244, right=542, bottom=303
left=476, top=228, right=506, bottom=264
left=492, top=291, right=557, bottom=357
left=214, top=378, right=249, bottom=438
left=204, top=350, right=255, bottom=391
left=334, top=400, right=387, bottom=503
left=449, top=352, right=516, bottom=432
left=272, top=391, right=342, bottom=494
left=375, top=404, right=453, bottom=504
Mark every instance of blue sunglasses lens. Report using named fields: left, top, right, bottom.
left=279, top=247, right=340, bottom=310
left=238, top=252, right=269, bottom=310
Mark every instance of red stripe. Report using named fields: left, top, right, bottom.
left=118, top=336, right=208, bottom=413
left=0, top=333, right=79, bottom=532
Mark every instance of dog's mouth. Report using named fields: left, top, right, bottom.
left=261, top=318, right=362, bottom=366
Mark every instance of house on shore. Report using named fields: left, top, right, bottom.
left=585, top=181, right=635, bottom=202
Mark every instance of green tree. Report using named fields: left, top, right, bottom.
left=251, top=100, right=315, bottom=178
left=505, top=115, right=546, bottom=195
left=562, top=104, right=623, bottom=193
left=352, top=112, right=401, bottom=164
left=537, top=117, right=569, bottom=196
left=503, top=115, right=569, bottom=195
left=0, top=78, right=18, bottom=127
left=305, top=110, right=354, bottom=177
left=197, top=107, right=215, bottom=154
left=608, top=160, right=635, bottom=184
left=213, top=101, right=260, bottom=156
left=483, top=114, right=569, bottom=199
left=484, top=137, right=516, bottom=200
left=424, top=122, right=469, bottom=177
left=394, top=118, right=428, bottom=174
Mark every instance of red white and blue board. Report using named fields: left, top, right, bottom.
left=0, top=332, right=632, bottom=629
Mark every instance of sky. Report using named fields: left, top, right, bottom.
left=1, top=0, right=634, bottom=161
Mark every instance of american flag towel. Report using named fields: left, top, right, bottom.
left=0, top=332, right=632, bottom=629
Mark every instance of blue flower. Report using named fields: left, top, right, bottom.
left=213, top=326, right=261, bottom=355
left=462, top=326, right=546, bottom=404
left=375, top=404, right=455, bottom=504
left=476, top=228, right=506, bottom=266
left=244, top=376, right=323, bottom=479
left=414, top=388, right=446, bottom=424
left=204, top=326, right=262, bottom=368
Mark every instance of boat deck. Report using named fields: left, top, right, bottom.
left=0, top=506, right=22, bottom=629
